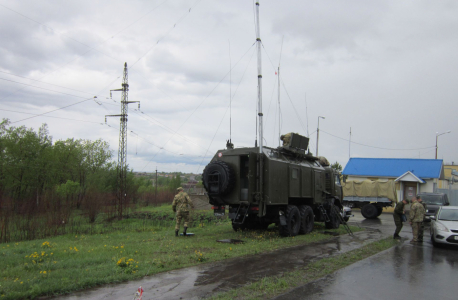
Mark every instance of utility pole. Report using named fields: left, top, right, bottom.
left=155, top=167, right=158, bottom=206
left=105, top=62, right=139, bottom=219
left=316, top=116, right=325, bottom=156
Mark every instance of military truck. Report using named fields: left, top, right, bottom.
left=342, top=180, right=397, bottom=219
left=202, top=133, right=344, bottom=237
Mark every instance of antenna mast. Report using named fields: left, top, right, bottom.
left=278, top=36, right=283, bottom=147
left=349, top=127, right=352, bottom=159
left=277, top=66, right=280, bottom=147
left=229, top=40, right=232, bottom=143
left=255, top=1, right=263, bottom=153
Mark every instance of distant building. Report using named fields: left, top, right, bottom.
left=343, top=158, right=444, bottom=201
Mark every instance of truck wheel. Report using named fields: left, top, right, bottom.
left=361, top=204, right=378, bottom=219
left=376, top=206, right=383, bottom=216
left=279, top=205, right=301, bottom=237
left=202, top=160, right=235, bottom=195
left=325, top=205, right=341, bottom=229
left=299, top=205, right=314, bottom=234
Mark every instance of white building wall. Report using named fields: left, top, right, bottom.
left=421, top=180, right=435, bottom=193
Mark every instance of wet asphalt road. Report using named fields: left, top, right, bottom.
left=273, top=217, right=458, bottom=300
left=50, top=211, right=457, bottom=300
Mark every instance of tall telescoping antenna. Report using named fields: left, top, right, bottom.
left=255, top=1, right=263, bottom=154
left=277, top=65, right=280, bottom=147
left=229, top=39, right=232, bottom=144
left=278, top=36, right=284, bottom=147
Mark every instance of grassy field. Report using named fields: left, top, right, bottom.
left=209, top=237, right=399, bottom=300
left=0, top=205, right=362, bottom=299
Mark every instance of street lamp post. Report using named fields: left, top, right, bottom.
left=435, top=130, right=451, bottom=159
left=316, top=116, right=325, bottom=156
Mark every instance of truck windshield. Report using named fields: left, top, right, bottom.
left=421, top=195, right=445, bottom=205
left=438, top=209, right=458, bottom=221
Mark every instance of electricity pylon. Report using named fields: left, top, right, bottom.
left=105, top=62, right=139, bottom=219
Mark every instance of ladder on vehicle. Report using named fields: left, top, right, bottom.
left=318, top=205, right=330, bottom=222
left=334, top=206, right=353, bottom=236
left=319, top=205, right=353, bottom=236
left=232, top=203, right=250, bottom=225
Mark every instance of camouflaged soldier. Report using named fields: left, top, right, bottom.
left=409, top=196, right=426, bottom=243
left=280, top=133, right=292, bottom=147
left=172, top=187, right=194, bottom=236
left=393, top=198, right=409, bottom=239
left=417, top=195, right=427, bottom=242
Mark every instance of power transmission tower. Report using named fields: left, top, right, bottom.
left=105, top=62, right=139, bottom=219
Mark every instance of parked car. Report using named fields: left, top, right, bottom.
left=418, top=192, right=450, bottom=221
left=341, top=206, right=352, bottom=222
left=430, top=206, right=458, bottom=247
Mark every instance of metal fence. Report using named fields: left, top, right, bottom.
left=436, top=188, right=458, bottom=206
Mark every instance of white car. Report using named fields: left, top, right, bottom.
left=341, top=206, right=352, bottom=222
left=430, top=206, right=458, bottom=247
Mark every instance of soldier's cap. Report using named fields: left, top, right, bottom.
left=403, top=199, right=410, bottom=203
left=177, top=187, right=183, bottom=191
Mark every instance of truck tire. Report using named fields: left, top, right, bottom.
left=361, top=204, right=378, bottom=219
left=376, top=206, right=383, bottom=216
left=202, top=160, right=235, bottom=195
left=299, top=205, right=314, bottom=234
left=325, top=204, right=341, bottom=229
left=279, top=205, right=301, bottom=237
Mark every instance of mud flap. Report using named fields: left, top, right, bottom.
left=279, top=215, right=287, bottom=226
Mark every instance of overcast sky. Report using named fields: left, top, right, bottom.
left=1, top=0, right=457, bottom=173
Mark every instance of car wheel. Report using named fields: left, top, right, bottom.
left=431, top=235, right=439, bottom=247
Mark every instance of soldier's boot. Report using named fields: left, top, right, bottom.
left=175, top=230, right=179, bottom=237
left=393, top=234, right=401, bottom=239
left=183, top=227, right=187, bottom=236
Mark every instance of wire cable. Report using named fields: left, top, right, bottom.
left=0, top=108, right=102, bottom=124
left=320, top=130, right=435, bottom=151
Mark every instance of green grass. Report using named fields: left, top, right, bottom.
left=2, top=205, right=217, bottom=243
left=208, top=237, right=399, bottom=300
left=0, top=205, right=362, bottom=299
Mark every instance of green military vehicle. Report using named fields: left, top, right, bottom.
left=202, top=133, right=344, bottom=237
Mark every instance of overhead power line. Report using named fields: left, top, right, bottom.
left=0, top=108, right=102, bottom=124
left=320, top=130, right=435, bottom=151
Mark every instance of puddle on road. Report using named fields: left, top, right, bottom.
left=49, top=226, right=386, bottom=300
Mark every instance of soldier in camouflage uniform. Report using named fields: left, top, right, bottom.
left=409, top=196, right=426, bottom=243
left=393, top=198, right=409, bottom=239
left=280, top=133, right=293, bottom=147
left=172, top=187, right=194, bottom=236
left=417, top=195, right=427, bottom=242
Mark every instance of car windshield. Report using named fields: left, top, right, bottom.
left=421, top=195, right=445, bottom=205
left=438, top=210, right=458, bottom=221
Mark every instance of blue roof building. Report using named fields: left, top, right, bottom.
left=343, top=158, right=444, bottom=201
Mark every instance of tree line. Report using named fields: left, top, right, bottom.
left=0, top=119, right=185, bottom=242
